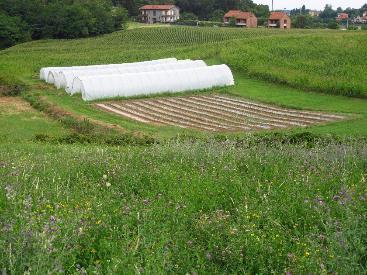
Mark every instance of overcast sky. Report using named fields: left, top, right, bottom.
left=255, top=0, right=367, bottom=10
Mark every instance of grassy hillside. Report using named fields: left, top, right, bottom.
left=1, top=26, right=367, bottom=273
left=1, top=27, right=366, bottom=97
left=220, top=33, right=367, bottom=97
left=1, top=27, right=367, bottom=138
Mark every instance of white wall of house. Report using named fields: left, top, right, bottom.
left=141, top=8, right=180, bottom=24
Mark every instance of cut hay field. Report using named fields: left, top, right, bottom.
left=1, top=26, right=367, bottom=274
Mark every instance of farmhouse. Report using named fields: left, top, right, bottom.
left=268, top=12, right=291, bottom=29
left=139, top=5, right=180, bottom=24
left=353, top=12, right=367, bottom=24
left=336, top=13, right=349, bottom=22
left=223, top=10, right=258, bottom=28
left=309, top=10, right=321, bottom=17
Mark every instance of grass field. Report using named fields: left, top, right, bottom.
left=1, top=141, right=367, bottom=273
left=1, top=26, right=367, bottom=273
left=0, top=97, right=68, bottom=142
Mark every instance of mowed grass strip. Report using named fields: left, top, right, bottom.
left=96, top=95, right=346, bottom=132
left=0, top=96, right=68, bottom=142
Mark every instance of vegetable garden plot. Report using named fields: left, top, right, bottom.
left=95, top=95, right=346, bottom=132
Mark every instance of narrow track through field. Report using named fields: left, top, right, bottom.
left=95, top=95, right=346, bottom=132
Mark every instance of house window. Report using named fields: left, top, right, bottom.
left=153, top=10, right=156, bottom=16
left=284, top=20, right=287, bottom=24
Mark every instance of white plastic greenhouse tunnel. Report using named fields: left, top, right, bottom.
left=78, top=65, right=234, bottom=101
left=40, top=58, right=177, bottom=83
left=40, top=58, right=235, bottom=101
left=68, top=60, right=208, bottom=94
left=59, top=60, right=200, bottom=91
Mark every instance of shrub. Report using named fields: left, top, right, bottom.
left=0, top=75, right=26, bottom=96
left=348, top=25, right=358, bottom=30
left=327, top=20, right=339, bottom=29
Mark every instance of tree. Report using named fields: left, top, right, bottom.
left=0, top=0, right=129, bottom=47
left=0, top=13, right=31, bottom=48
left=112, top=7, right=129, bottom=30
left=301, top=5, right=306, bottom=15
left=327, top=19, right=339, bottom=29
left=254, top=4, right=269, bottom=18
left=344, top=7, right=359, bottom=19
left=209, top=9, right=225, bottom=22
left=238, top=0, right=255, bottom=11
left=320, top=4, right=337, bottom=22
left=360, top=4, right=367, bottom=15
left=180, top=12, right=199, bottom=21
left=293, top=15, right=312, bottom=28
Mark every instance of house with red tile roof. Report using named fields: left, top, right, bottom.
left=336, top=13, right=349, bottom=22
left=268, top=12, right=291, bottom=29
left=140, top=5, right=180, bottom=24
left=224, top=10, right=258, bottom=28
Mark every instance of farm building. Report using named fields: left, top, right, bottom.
left=139, top=5, right=180, bottom=24
left=353, top=12, right=367, bottom=24
left=223, top=10, right=258, bottom=28
left=309, top=10, right=321, bottom=17
left=336, top=13, right=349, bottom=22
left=268, top=12, right=291, bottom=29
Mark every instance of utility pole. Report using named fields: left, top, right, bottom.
left=272, top=0, right=274, bottom=11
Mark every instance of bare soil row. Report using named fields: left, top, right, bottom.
left=96, top=95, right=345, bottom=132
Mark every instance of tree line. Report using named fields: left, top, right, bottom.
left=291, top=4, right=367, bottom=29
left=0, top=0, right=128, bottom=48
left=0, top=0, right=269, bottom=48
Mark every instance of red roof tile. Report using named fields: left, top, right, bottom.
left=337, top=13, right=349, bottom=19
left=269, top=12, right=289, bottom=20
left=224, top=10, right=256, bottom=19
left=140, top=5, right=176, bottom=10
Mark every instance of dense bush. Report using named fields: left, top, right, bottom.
left=327, top=20, right=339, bottom=29
left=0, top=0, right=128, bottom=48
